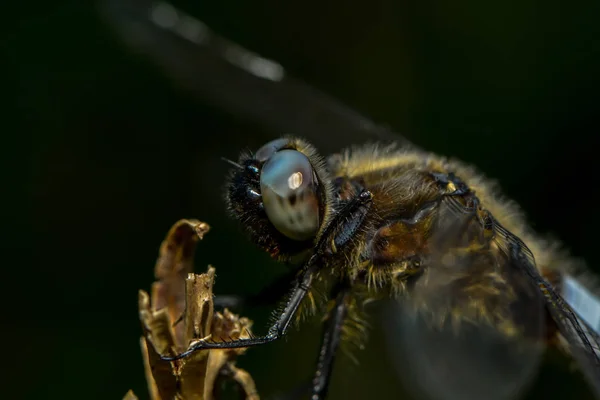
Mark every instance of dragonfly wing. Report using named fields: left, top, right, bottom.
left=382, top=195, right=547, bottom=400
left=542, top=273, right=600, bottom=397
left=494, top=218, right=600, bottom=398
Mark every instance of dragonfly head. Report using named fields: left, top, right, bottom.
left=225, top=137, right=333, bottom=261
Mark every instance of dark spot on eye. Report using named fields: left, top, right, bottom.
left=288, top=216, right=295, bottom=225
left=296, top=212, right=304, bottom=223
left=289, top=194, right=297, bottom=205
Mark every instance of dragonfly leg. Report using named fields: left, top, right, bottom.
left=311, top=287, right=349, bottom=400
left=160, top=266, right=314, bottom=361
left=259, top=293, right=349, bottom=400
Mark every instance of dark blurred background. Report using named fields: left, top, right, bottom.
left=5, top=0, right=600, bottom=398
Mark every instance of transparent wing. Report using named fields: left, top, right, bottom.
left=383, top=195, right=547, bottom=400
left=494, top=219, right=600, bottom=398
left=547, top=294, right=600, bottom=397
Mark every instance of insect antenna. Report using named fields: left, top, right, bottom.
left=221, top=157, right=244, bottom=169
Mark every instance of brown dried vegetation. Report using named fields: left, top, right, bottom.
left=124, top=219, right=259, bottom=400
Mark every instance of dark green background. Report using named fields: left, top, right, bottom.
left=5, top=0, right=600, bottom=399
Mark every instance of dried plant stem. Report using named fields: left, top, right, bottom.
left=125, top=219, right=259, bottom=400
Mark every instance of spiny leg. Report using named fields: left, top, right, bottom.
left=311, top=287, right=349, bottom=400
left=171, top=268, right=303, bottom=330
left=160, top=189, right=373, bottom=361
left=264, top=288, right=350, bottom=400
left=160, top=265, right=315, bottom=361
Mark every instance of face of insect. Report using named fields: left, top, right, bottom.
left=226, top=137, right=333, bottom=261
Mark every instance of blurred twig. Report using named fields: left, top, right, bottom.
left=98, top=0, right=414, bottom=151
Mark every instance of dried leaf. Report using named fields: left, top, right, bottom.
left=125, top=219, right=260, bottom=400
left=152, top=220, right=208, bottom=347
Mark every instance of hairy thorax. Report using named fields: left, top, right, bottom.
left=322, top=143, right=570, bottom=308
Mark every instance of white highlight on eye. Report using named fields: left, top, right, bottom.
left=288, top=172, right=303, bottom=190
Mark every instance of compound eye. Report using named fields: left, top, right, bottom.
left=260, top=149, right=320, bottom=241
left=255, top=138, right=289, bottom=162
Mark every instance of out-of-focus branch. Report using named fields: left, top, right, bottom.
left=125, top=219, right=259, bottom=400
left=98, top=0, right=414, bottom=151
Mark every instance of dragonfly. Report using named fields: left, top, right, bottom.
left=101, top=2, right=600, bottom=399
